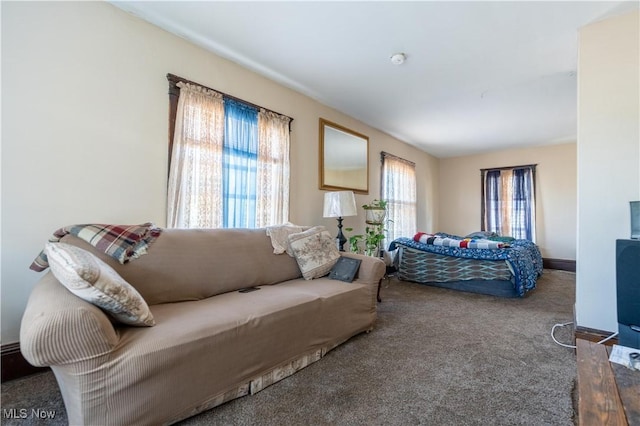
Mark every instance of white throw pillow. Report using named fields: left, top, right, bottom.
left=265, top=222, right=306, bottom=256
left=288, top=226, right=340, bottom=280
left=45, top=242, right=155, bottom=327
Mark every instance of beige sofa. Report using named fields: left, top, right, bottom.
left=20, top=228, right=385, bottom=425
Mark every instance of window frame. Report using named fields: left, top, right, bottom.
left=166, top=73, right=292, bottom=174
left=480, top=164, right=537, bottom=240
left=381, top=151, right=417, bottom=244
left=166, top=74, right=293, bottom=229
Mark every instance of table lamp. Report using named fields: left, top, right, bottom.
left=323, top=191, right=357, bottom=251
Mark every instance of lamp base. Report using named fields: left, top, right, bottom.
left=336, top=217, right=347, bottom=252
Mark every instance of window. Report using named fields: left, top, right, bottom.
left=222, top=99, right=258, bottom=228
left=381, top=152, right=417, bottom=243
left=166, top=75, right=292, bottom=229
left=481, top=165, right=536, bottom=241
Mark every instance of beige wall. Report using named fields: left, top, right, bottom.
left=576, top=10, right=639, bottom=332
left=323, top=168, right=368, bottom=190
left=438, top=143, right=577, bottom=260
left=0, top=2, right=438, bottom=343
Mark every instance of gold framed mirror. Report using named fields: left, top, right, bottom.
left=319, top=118, right=369, bottom=194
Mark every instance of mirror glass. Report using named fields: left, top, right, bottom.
left=319, top=119, right=369, bottom=194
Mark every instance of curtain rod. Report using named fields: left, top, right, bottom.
left=381, top=151, right=416, bottom=166
left=166, top=73, right=294, bottom=130
left=480, top=163, right=537, bottom=172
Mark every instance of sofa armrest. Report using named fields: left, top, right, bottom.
left=20, top=272, right=119, bottom=367
left=341, top=253, right=386, bottom=286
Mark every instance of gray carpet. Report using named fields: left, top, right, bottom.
left=1, top=270, right=577, bottom=425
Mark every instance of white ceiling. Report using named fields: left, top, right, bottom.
left=112, top=1, right=638, bottom=158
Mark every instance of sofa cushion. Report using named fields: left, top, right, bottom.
left=45, top=242, right=155, bottom=326
left=60, top=228, right=303, bottom=305
left=98, top=277, right=374, bottom=425
left=288, top=226, right=340, bottom=280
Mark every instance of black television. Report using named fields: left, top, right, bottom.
left=617, top=239, right=640, bottom=349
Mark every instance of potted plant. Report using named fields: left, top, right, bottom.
left=363, top=223, right=387, bottom=257
left=344, top=229, right=363, bottom=254
left=345, top=226, right=385, bottom=257
left=345, top=199, right=390, bottom=257
left=363, top=199, right=387, bottom=225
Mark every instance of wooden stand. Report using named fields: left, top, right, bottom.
left=576, top=338, right=640, bottom=425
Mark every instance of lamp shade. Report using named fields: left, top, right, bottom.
left=323, top=191, right=357, bottom=218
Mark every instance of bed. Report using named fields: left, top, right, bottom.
left=388, top=232, right=543, bottom=298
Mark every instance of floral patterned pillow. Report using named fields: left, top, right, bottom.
left=45, top=242, right=155, bottom=326
left=287, top=226, right=340, bottom=280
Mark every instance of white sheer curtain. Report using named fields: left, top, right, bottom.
left=256, top=109, right=291, bottom=227
left=381, top=152, right=417, bottom=244
left=167, top=82, right=224, bottom=228
left=499, top=169, right=514, bottom=236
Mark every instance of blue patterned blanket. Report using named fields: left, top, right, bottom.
left=389, top=233, right=543, bottom=297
